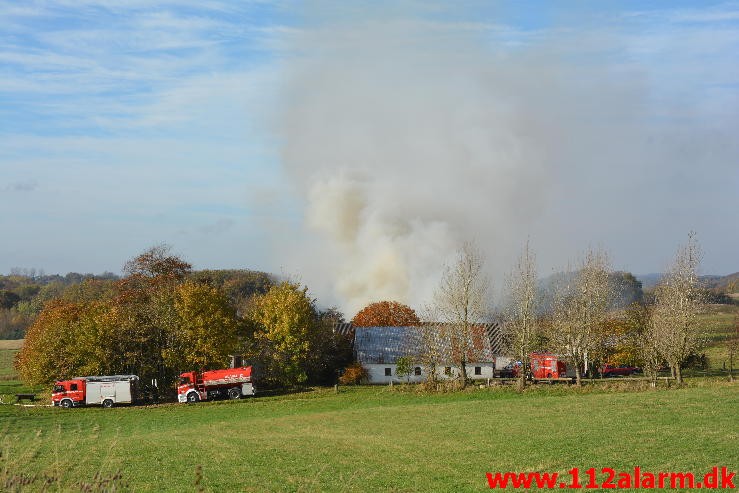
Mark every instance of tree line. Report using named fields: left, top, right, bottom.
left=13, top=233, right=723, bottom=394
left=15, top=246, right=351, bottom=397
left=502, top=232, right=708, bottom=387
left=346, top=233, right=714, bottom=389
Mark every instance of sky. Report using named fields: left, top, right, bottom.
left=1, top=1, right=738, bottom=312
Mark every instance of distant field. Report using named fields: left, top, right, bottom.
left=699, top=304, right=738, bottom=371
left=0, top=339, right=43, bottom=404
left=0, top=339, right=23, bottom=350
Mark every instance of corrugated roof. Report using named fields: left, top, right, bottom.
left=333, top=322, right=355, bottom=337
left=355, top=323, right=502, bottom=364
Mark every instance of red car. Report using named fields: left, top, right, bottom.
left=601, top=364, right=641, bottom=377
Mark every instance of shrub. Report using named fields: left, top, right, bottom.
left=338, top=363, right=368, bottom=385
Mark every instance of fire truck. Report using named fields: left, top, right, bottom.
left=177, top=366, right=256, bottom=403
left=52, top=375, right=139, bottom=408
left=529, top=353, right=577, bottom=380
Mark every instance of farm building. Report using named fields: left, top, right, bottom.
left=344, top=323, right=510, bottom=384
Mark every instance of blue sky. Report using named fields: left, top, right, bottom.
left=1, top=1, right=738, bottom=308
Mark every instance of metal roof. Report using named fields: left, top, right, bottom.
left=354, top=324, right=502, bottom=364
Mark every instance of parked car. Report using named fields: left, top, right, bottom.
left=601, top=364, right=641, bottom=377
left=499, top=361, right=522, bottom=378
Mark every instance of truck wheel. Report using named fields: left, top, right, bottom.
left=187, top=392, right=200, bottom=403
left=102, top=399, right=114, bottom=408
left=61, top=399, right=73, bottom=409
left=228, top=387, right=241, bottom=400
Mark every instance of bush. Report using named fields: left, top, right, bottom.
left=338, top=363, right=368, bottom=385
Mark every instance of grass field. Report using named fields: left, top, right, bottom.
left=1, top=381, right=737, bottom=491
left=0, top=340, right=41, bottom=405
left=699, top=304, right=738, bottom=371
left=1, top=307, right=737, bottom=492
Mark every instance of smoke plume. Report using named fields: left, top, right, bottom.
left=275, top=3, right=737, bottom=315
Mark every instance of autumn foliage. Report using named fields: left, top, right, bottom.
left=351, top=301, right=420, bottom=327
left=15, top=247, right=241, bottom=391
left=338, top=363, right=368, bottom=385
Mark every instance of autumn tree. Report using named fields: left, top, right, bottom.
left=288, top=307, right=353, bottom=385
left=351, top=301, right=420, bottom=327
left=15, top=247, right=243, bottom=396
left=651, top=232, right=706, bottom=384
left=245, top=281, right=318, bottom=387
left=503, top=241, right=538, bottom=390
left=430, top=243, right=491, bottom=388
left=123, top=244, right=192, bottom=280
left=548, top=248, right=613, bottom=386
left=164, top=281, right=241, bottom=372
left=16, top=300, right=88, bottom=385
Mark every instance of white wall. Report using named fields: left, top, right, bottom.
left=363, top=362, right=496, bottom=384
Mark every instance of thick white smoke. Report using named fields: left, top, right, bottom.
left=274, top=3, right=737, bottom=315
left=278, top=14, right=553, bottom=314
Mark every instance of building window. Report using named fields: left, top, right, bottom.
left=384, top=367, right=392, bottom=376
left=474, top=366, right=482, bottom=375
left=414, top=367, right=422, bottom=376
left=444, top=367, right=452, bottom=376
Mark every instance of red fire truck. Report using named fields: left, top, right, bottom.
left=177, top=366, right=256, bottom=403
left=529, top=353, right=575, bottom=380
left=52, top=375, right=139, bottom=408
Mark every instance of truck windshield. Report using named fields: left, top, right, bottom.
left=53, top=385, right=65, bottom=393
left=178, top=377, right=191, bottom=385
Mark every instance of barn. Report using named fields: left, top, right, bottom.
left=345, top=323, right=509, bottom=384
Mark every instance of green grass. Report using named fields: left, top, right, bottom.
left=0, top=343, right=44, bottom=404
left=1, top=384, right=737, bottom=492
left=1, top=308, right=738, bottom=493
left=697, top=304, right=738, bottom=371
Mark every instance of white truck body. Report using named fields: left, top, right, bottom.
left=77, top=375, right=138, bottom=406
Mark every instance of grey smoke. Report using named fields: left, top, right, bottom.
left=275, top=3, right=738, bottom=315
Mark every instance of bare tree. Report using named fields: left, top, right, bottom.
left=727, top=316, right=738, bottom=382
left=503, top=240, right=538, bottom=390
left=640, top=313, right=664, bottom=388
left=651, top=232, right=706, bottom=385
left=549, top=248, right=613, bottom=386
left=431, top=242, right=491, bottom=388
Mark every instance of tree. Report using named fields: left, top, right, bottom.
left=123, top=244, right=191, bottom=280
left=727, top=316, right=738, bottom=382
left=503, top=241, right=538, bottom=390
left=305, top=308, right=353, bottom=385
left=351, top=300, right=421, bottom=327
left=15, top=247, right=243, bottom=397
left=651, top=232, right=706, bottom=384
left=165, top=281, right=241, bottom=372
left=609, top=272, right=644, bottom=308
left=16, top=300, right=87, bottom=385
left=246, top=281, right=318, bottom=387
left=396, top=356, right=413, bottom=383
left=0, top=290, right=20, bottom=309
left=338, top=363, right=368, bottom=385
left=549, top=248, right=613, bottom=386
left=430, top=243, right=491, bottom=388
